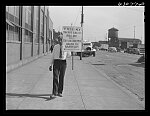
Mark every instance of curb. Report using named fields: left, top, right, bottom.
left=83, top=60, right=145, bottom=109
left=6, top=52, right=49, bottom=73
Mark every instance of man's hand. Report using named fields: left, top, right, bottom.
left=49, top=66, right=52, bottom=71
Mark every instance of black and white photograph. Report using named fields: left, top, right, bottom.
left=6, top=5, right=145, bottom=110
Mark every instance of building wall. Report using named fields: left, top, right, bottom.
left=119, top=38, right=141, bottom=49
left=6, top=42, right=21, bottom=65
left=6, top=6, right=21, bottom=66
left=6, top=6, right=53, bottom=72
left=23, top=43, right=32, bottom=59
left=33, top=44, right=39, bottom=56
left=40, top=44, right=43, bottom=54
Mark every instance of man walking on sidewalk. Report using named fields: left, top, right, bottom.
left=49, top=37, right=71, bottom=98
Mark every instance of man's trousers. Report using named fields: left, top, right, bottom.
left=52, top=59, right=67, bottom=95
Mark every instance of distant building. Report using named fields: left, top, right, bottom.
left=118, top=38, right=142, bottom=49
left=108, top=27, right=142, bottom=49
left=108, top=27, right=119, bottom=47
left=91, top=42, right=101, bottom=48
left=98, top=41, right=108, bottom=44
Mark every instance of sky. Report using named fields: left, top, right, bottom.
left=49, top=6, right=145, bottom=44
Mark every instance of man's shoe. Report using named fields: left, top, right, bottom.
left=57, top=93, right=63, bottom=97
left=50, top=94, right=57, bottom=98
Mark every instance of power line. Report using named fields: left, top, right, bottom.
left=73, top=7, right=81, bottom=26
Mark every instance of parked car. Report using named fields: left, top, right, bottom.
left=116, top=47, right=121, bottom=52
left=77, top=47, right=96, bottom=57
left=124, top=48, right=133, bottom=54
left=108, top=47, right=117, bottom=52
left=120, top=49, right=124, bottom=53
left=137, top=54, right=145, bottom=63
left=124, top=48, right=140, bottom=55
left=139, top=48, right=145, bottom=55
left=132, top=48, right=140, bottom=55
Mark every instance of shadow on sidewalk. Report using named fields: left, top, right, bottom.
left=6, top=93, right=56, bottom=101
left=92, top=63, right=105, bottom=65
left=129, top=62, right=145, bottom=68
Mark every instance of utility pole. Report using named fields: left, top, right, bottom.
left=80, top=6, right=84, bottom=60
left=105, top=33, right=107, bottom=41
left=71, top=23, right=73, bottom=70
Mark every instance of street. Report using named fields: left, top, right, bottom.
left=82, top=50, right=145, bottom=103
left=6, top=51, right=145, bottom=110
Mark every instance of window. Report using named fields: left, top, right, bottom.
left=6, top=6, right=9, bottom=19
left=49, top=30, right=52, bottom=40
left=29, top=31, right=33, bottom=42
left=9, top=13, right=14, bottom=22
left=9, top=6, right=15, bottom=15
left=34, top=6, right=39, bottom=43
left=6, top=23, right=9, bottom=40
left=35, top=22, right=39, bottom=43
left=25, top=29, right=28, bottom=42
left=45, top=16, right=47, bottom=38
left=14, top=26, right=19, bottom=41
left=14, top=6, right=19, bottom=18
left=40, top=8, right=44, bottom=44
left=8, top=25, right=14, bottom=41
left=24, top=6, right=33, bottom=43
left=41, top=36, right=44, bottom=44
left=40, top=10, right=44, bottom=36
left=25, top=8, right=28, bottom=24
left=6, top=6, right=20, bottom=42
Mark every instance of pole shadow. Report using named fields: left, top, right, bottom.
left=92, top=63, right=105, bottom=65
left=129, top=62, right=145, bottom=68
left=6, top=93, right=56, bottom=101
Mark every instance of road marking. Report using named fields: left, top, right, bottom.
left=117, top=64, right=129, bottom=66
left=105, top=55, right=109, bottom=57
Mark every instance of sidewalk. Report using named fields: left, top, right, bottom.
left=6, top=53, right=144, bottom=110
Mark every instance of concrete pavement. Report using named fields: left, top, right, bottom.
left=6, top=53, right=144, bottom=110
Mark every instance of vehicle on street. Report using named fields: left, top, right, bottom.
left=137, top=54, right=145, bottom=63
left=124, top=48, right=133, bottom=54
left=120, top=49, right=124, bottom=53
left=99, top=44, right=108, bottom=51
left=108, top=47, right=117, bottom=52
left=139, top=48, right=145, bottom=55
left=77, top=41, right=96, bottom=57
left=116, top=47, right=122, bottom=52
left=138, top=44, right=145, bottom=55
left=132, top=48, right=140, bottom=55
left=124, top=48, right=141, bottom=55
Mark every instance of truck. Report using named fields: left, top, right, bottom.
left=99, top=44, right=108, bottom=51
left=77, top=41, right=96, bottom=57
left=138, top=44, right=145, bottom=55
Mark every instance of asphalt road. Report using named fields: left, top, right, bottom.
left=81, top=50, right=145, bottom=103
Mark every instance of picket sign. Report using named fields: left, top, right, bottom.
left=62, top=26, right=82, bottom=70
